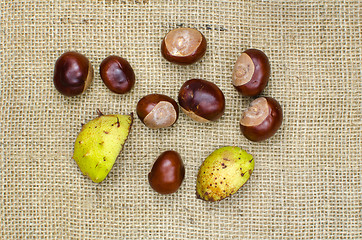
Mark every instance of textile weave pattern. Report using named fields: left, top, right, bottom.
left=1, top=1, right=361, bottom=239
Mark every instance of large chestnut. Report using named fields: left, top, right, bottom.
left=53, top=51, right=93, bottom=96
left=240, top=97, right=283, bottom=142
left=178, top=79, right=225, bottom=123
left=161, top=27, right=207, bottom=65
left=100, top=55, right=135, bottom=94
left=137, top=94, right=179, bottom=129
left=148, top=150, right=185, bottom=194
left=232, top=49, right=270, bottom=96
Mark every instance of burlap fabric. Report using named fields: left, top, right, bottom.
left=1, top=0, right=361, bottom=239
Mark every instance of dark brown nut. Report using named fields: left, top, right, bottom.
left=240, top=97, right=283, bottom=142
left=148, top=150, right=185, bottom=194
left=136, top=94, right=179, bottom=129
left=53, top=51, right=93, bottom=96
left=232, top=49, right=270, bottom=96
left=100, top=55, right=135, bottom=94
left=178, top=79, right=225, bottom=123
left=161, top=28, right=207, bottom=65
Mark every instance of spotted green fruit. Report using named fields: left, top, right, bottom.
left=73, top=113, right=133, bottom=183
left=196, top=146, right=254, bottom=201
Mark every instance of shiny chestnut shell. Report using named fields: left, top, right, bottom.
left=53, top=51, right=93, bottom=96
left=148, top=150, right=185, bottom=194
left=161, top=28, right=207, bottom=65
left=178, top=79, right=225, bottom=123
left=100, top=55, right=135, bottom=94
left=232, top=49, right=270, bottom=96
left=240, top=97, right=283, bottom=142
left=136, top=94, right=179, bottom=129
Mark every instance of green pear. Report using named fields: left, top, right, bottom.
left=196, top=146, right=254, bottom=201
left=73, top=112, right=133, bottom=183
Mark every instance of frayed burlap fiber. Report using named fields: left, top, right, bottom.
left=1, top=1, right=361, bottom=239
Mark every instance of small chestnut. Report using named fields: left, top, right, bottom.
left=53, top=51, right=94, bottom=96
left=240, top=97, right=283, bottom=142
left=161, top=27, right=207, bottom=65
left=100, top=55, right=135, bottom=94
left=148, top=150, right=185, bottom=194
left=136, top=94, right=179, bottom=129
left=232, top=49, right=270, bottom=96
left=178, top=79, right=225, bottom=123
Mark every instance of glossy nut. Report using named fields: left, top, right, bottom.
left=232, top=49, right=270, bottom=96
left=178, top=79, right=225, bottom=123
left=100, top=55, right=135, bottom=94
left=148, top=150, right=185, bottom=194
left=53, top=51, right=93, bottom=96
left=161, top=28, right=207, bottom=65
left=137, top=94, right=179, bottom=129
left=240, top=97, right=283, bottom=142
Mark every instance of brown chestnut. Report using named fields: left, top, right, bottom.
left=137, top=94, right=179, bottom=129
left=178, top=79, right=225, bottom=123
left=240, top=97, right=283, bottom=142
left=100, top=55, right=135, bottom=94
left=232, top=49, right=270, bottom=96
left=161, top=28, right=207, bottom=65
left=53, top=51, right=93, bottom=96
left=148, top=150, right=185, bottom=194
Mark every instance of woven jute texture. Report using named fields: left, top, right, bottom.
left=1, top=0, right=361, bottom=239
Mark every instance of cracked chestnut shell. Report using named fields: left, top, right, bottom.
left=178, top=79, right=225, bottom=123
left=232, top=49, right=270, bottom=96
left=161, top=28, right=207, bottom=65
left=136, top=94, right=179, bottom=129
left=53, top=51, right=93, bottom=96
left=100, top=55, right=135, bottom=94
left=240, top=97, right=283, bottom=142
left=148, top=150, right=185, bottom=194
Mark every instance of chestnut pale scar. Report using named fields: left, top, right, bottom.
left=143, top=101, right=178, bottom=129
left=240, top=97, right=269, bottom=127
left=165, top=28, right=203, bottom=56
left=232, top=53, right=255, bottom=86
